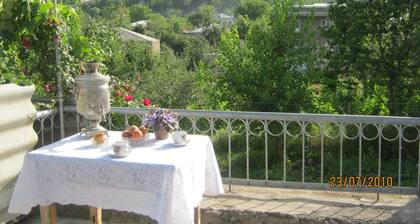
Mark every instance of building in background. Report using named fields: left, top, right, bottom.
left=119, top=28, right=160, bottom=54
left=296, top=3, right=330, bottom=48
left=183, top=27, right=206, bottom=35
left=131, top=20, right=148, bottom=29
left=215, top=13, right=235, bottom=29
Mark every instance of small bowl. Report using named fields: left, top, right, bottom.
left=112, top=141, right=132, bottom=157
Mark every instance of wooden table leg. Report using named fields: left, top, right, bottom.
left=194, top=206, right=201, bottom=224
left=89, top=207, right=102, bottom=224
left=40, top=204, right=57, bottom=224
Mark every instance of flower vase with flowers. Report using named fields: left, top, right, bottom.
left=142, top=109, right=178, bottom=140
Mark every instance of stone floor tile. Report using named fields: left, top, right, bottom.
left=288, top=202, right=325, bottom=215
left=269, top=201, right=306, bottom=213
left=251, top=200, right=285, bottom=212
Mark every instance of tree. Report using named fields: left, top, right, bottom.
left=234, top=15, right=250, bottom=39
left=129, top=4, right=152, bottom=22
left=234, top=0, right=271, bottom=20
left=217, top=0, right=317, bottom=112
left=0, top=0, right=82, bottom=99
left=140, top=46, right=195, bottom=109
left=203, top=25, right=221, bottom=46
left=184, top=36, right=213, bottom=70
left=325, top=0, right=419, bottom=116
left=188, top=4, right=217, bottom=27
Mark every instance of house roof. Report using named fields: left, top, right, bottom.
left=119, top=28, right=159, bottom=43
left=298, top=3, right=328, bottom=17
left=302, top=3, right=329, bottom=8
left=216, top=13, right=234, bottom=20
left=131, top=20, right=148, bottom=28
left=183, top=27, right=206, bottom=34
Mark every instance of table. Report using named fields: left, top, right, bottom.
left=8, top=131, right=224, bottom=224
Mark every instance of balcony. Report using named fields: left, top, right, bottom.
left=14, top=105, right=420, bottom=224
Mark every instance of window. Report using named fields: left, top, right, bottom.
left=295, top=20, right=301, bottom=32
left=321, top=19, right=331, bottom=28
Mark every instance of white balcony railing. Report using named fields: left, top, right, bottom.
left=33, top=108, right=58, bottom=147
left=34, top=106, right=420, bottom=195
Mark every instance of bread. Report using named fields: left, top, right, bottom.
left=93, top=132, right=106, bottom=145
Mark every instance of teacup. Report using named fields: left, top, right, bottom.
left=112, top=141, right=131, bottom=157
left=172, top=130, right=188, bottom=144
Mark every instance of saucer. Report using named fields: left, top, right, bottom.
left=170, top=139, right=190, bottom=146
left=108, top=151, right=128, bottom=158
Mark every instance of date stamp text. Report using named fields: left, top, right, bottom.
left=329, top=176, right=393, bottom=188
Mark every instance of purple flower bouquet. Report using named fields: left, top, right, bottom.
left=142, top=108, right=179, bottom=132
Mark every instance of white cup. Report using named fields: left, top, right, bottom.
left=112, top=141, right=131, bottom=157
left=172, top=130, right=187, bottom=144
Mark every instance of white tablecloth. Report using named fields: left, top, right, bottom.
left=8, top=131, right=224, bottom=224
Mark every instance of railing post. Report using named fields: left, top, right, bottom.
left=41, top=116, right=45, bottom=146
left=108, top=113, right=112, bottom=130
left=76, top=113, right=80, bottom=132
left=339, top=124, right=343, bottom=177
left=283, top=121, right=287, bottom=181
left=302, top=121, right=305, bottom=183
left=418, top=139, right=420, bottom=195
left=398, top=125, right=402, bottom=192
left=358, top=123, right=362, bottom=178
left=320, top=123, right=324, bottom=183
left=228, top=119, right=232, bottom=192
left=51, top=114, right=55, bottom=144
left=246, top=119, right=250, bottom=182
left=210, top=118, right=214, bottom=141
left=264, top=120, right=268, bottom=182
left=378, top=125, right=382, bottom=177
left=124, top=114, right=129, bottom=129
left=192, top=118, right=197, bottom=135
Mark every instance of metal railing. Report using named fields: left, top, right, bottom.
left=62, top=105, right=420, bottom=194
left=33, top=109, right=58, bottom=148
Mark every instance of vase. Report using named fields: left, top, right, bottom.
left=154, top=126, right=169, bottom=140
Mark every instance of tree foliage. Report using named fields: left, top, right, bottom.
left=217, top=0, right=317, bottom=112
left=0, top=0, right=81, bottom=99
left=188, top=4, right=217, bottom=27
left=234, top=0, right=271, bottom=20
left=325, top=0, right=419, bottom=116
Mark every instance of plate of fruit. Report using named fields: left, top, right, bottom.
left=122, top=125, right=149, bottom=146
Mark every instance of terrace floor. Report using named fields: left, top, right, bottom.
left=19, top=185, right=420, bottom=224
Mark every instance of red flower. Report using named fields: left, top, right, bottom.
left=44, top=84, right=51, bottom=93
left=124, top=95, right=133, bottom=102
left=22, top=37, right=30, bottom=49
left=143, top=98, right=151, bottom=107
